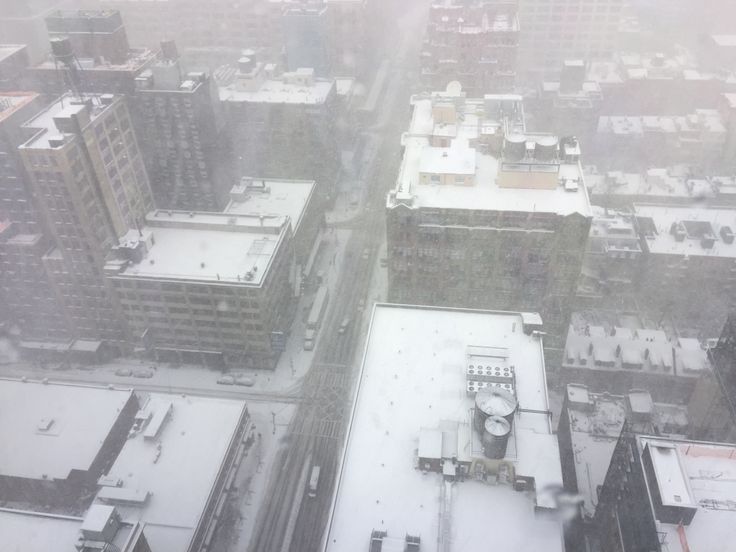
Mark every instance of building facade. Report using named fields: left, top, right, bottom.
left=219, top=61, right=340, bottom=203
left=421, top=0, right=519, bottom=94
left=134, top=47, right=229, bottom=211
left=386, top=87, right=592, bottom=353
left=516, top=0, right=626, bottom=82
left=104, top=210, right=295, bottom=369
left=18, top=94, right=154, bottom=350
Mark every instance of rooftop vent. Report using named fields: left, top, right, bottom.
left=720, top=226, right=734, bottom=244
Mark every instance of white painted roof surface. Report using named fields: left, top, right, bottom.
left=224, top=179, right=314, bottom=235
left=325, top=304, right=563, bottom=552
left=634, top=204, right=736, bottom=258
left=389, top=96, right=591, bottom=217
left=639, top=437, right=736, bottom=552
left=0, top=380, right=133, bottom=481
left=98, top=394, right=246, bottom=552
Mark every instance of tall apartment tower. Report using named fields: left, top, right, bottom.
left=421, top=0, right=520, bottom=94
left=134, top=43, right=229, bottom=211
left=0, top=92, right=71, bottom=342
left=17, top=93, right=154, bottom=349
left=386, top=86, right=592, bottom=354
left=517, top=0, right=626, bottom=81
left=220, top=60, right=340, bottom=203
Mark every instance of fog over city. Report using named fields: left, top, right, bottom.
left=1, top=1, right=736, bottom=551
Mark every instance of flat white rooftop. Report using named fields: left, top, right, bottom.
left=639, top=436, right=736, bottom=552
left=0, top=379, right=133, bottom=481
left=0, top=509, right=83, bottom=552
left=224, top=178, right=315, bottom=235
left=219, top=75, right=334, bottom=105
left=19, top=94, right=115, bottom=149
left=97, top=393, right=247, bottom=552
left=634, top=204, right=736, bottom=258
left=325, top=304, right=564, bottom=552
left=389, top=93, right=592, bottom=217
left=116, top=211, right=288, bottom=285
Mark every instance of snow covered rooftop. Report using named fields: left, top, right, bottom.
left=634, top=204, right=736, bottom=259
left=0, top=379, right=134, bottom=481
left=563, top=385, right=688, bottom=518
left=94, top=393, right=247, bottom=552
left=0, top=92, right=38, bottom=123
left=325, top=304, right=564, bottom=552
left=113, top=210, right=289, bottom=285
left=0, top=44, right=25, bottom=62
left=219, top=69, right=334, bottom=105
left=564, top=323, right=711, bottom=377
left=19, top=94, right=117, bottom=149
left=224, top=178, right=315, bottom=236
left=0, top=509, right=86, bottom=552
left=636, top=436, right=736, bottom=552
left=388, top=90, right=592, bottom=217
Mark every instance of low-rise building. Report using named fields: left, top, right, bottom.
left=325, top=304, right=565, bottom=552
left=576, top=208, right=644, bottom=302
left=593, top=109, right=730, bottom=170
left=634, top=204, right=736, bottom=334
left=557, top=384, right=688, bottom=551
left=386, top=85, right=592, bottom=354
left=596, top=434, right=736, bottom=552
left=0, top=379, right=138, bottom=509
left=0, top=378, right=251, bottom=552
left=0, top=506, right=151, bottom=552
left=104, top=210, right=295, bottom=369
left=562, top=323, right=711, bottom=402
left=585, top=165, right=736, bottom=209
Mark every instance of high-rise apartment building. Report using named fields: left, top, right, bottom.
left=283, top=4, right=331, bottom=77
left=17, top=93, right=154, bottom=349
left=0, top=92, right=71, bottom=343
left=386, top=86, right=592, bottom=351
left=421, top=0, right=520, bottom=93
left=219, top=61, right=340, bottom=202
left=516, top=0, right=626, bottom=81
left=134, top=45, right=229, bottom=211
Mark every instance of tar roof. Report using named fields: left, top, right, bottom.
left=637, top=436, right=736, bottom=552
left=325, top=304, right=563, bottom=552
left=97, top=393, right=246, bottom=552
left=0, top=379, right=133, bottom=481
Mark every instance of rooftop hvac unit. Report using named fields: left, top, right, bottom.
left=721, top=226, right=734, bottom=244
left=701, top=233, right=716, bottom=249
left=670, top=222, right=686, bottom=242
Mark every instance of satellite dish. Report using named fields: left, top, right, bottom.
left=446, top=81, right=463, bottom=95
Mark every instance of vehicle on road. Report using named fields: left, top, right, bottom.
left=235, top=376, right=255, bottom=387
left=338, top=317, right=351, bottom=334
left=308, top=465, right=321, bottom=498
left=304, top=328, right=316, bottom=351
left=380, top=257, right=388, bottom=267
left=358, top=298, right=366, bottom=311
left=114, top=368, right=132, bottom=377
left=133, top=369, right=153, bottom=379
left=362, top=248, right=370, bottom=260
left=216, top=375, right=235, bottom=385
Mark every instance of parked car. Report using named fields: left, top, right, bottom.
left=133, top=369, right=153, bottom=379
left=217, top=375, right=235, bottom=385
left=114, top=368, right=132, bottom=377
left=235, top=376, right=255, bottom=387
left=338, top=317, right=351, bottom=334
